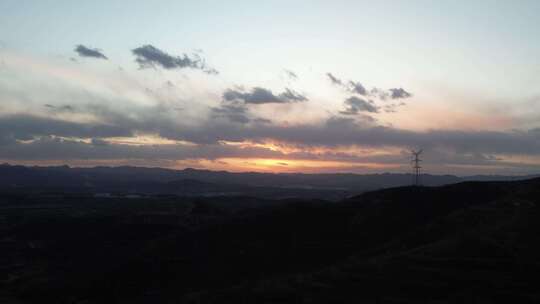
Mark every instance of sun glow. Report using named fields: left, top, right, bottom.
left=193, top=157, right=400, bottom=173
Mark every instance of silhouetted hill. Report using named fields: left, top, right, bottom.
left=1, top=163, right=537, bottom=200
left=195, top=178, right=540, bottom=303
left=2, top=175, right=540, bottom=303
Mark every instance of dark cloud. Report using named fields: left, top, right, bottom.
left=389, top=88, right=412, bottom=99
left=211, top=97, right=281, bottom=124
left=340, top=96, right=379, bottom=115
left=162, top=115, right=540, bottom=158
left=8, top=106, right=540, bottom=158
left=4, top=99, right=539, bottom=161
left=5, top=98, right=540, bottom=174
left=131, top=44, right=218, bottom=74
left=0, top=114, right=132, bottom=140
left=279, top=88, right=308, bottom=102
left=211, top=103, right=250, bottom=124
left=132, top=45, right=195, bottom=69
left=74, top=45, right=108, bottom=60
left=44, top=104, right=75, bottom=112
left=327, top=73, right=368, bottom=96
left=326, top=73, right=343, bottom=86
left=327, top=74, right=412, bottom=103
left=244, top=87, right=282, bottom=104
left=223, top=89, right=249, bottom=102
left=348, top=81, right=368, bottom=96
left=369, top=88, right=412, bottom=100
left=223, top=87, right=308, bottom=104
left=0, top=136, right=285, bottom=162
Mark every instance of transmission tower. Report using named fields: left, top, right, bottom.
left=411, top=149, right=423, bottom=186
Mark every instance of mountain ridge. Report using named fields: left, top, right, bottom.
left=1, top=163, right=538, bottom=195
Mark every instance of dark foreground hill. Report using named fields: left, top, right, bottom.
left=2, top=178, right=540, bottom=303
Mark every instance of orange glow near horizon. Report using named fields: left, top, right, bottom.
left=1, top=157, right=403, bottom=174
left=4, top=136, right=532, bottom=174
left=188, top=158, right=401, bottom=174
left=3, top=136, right=412, bottom=173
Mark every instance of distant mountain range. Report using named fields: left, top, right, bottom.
left=1, top=163, right=538, bottom=199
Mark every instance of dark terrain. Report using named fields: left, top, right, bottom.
left=1, top=165, right=540, bottom=303
left=1, top=163, right=537, bottom=200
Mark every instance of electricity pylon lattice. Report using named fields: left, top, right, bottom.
left=411, top=149, right=423, bottom=186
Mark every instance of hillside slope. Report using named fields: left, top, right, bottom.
left=2, top=178, right=540, bottom=303
left=180, top=179, right=540, bottom=303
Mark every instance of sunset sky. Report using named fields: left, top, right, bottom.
left=1, top=0, right=540, bottom=175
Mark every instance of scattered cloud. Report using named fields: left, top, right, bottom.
left=279, top=88, right=308, bottom=102
left=389, top=88, right=412, bottom=99
left=3, top=44, right=531, bottom=174
left=74, top=45, right=108, bottom=60
left=326, top=73, right=412, bottom=103
left=340, top=96, right=379, bottom=115
left=131, top=44, right=218, bottom=74
left=44, top=104, right=75, bottom=112
left=223, top=87, right=308, bottom=104
left=203, top=67, right=219, bottom=75
left=327, top=73, right=368, bottom=96
left=326, top=73, right=343, bottom=86
left=348, top=81, right=368, bottom=96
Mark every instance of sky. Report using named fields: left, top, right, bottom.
left=1, top=0, right=540, bottom=175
